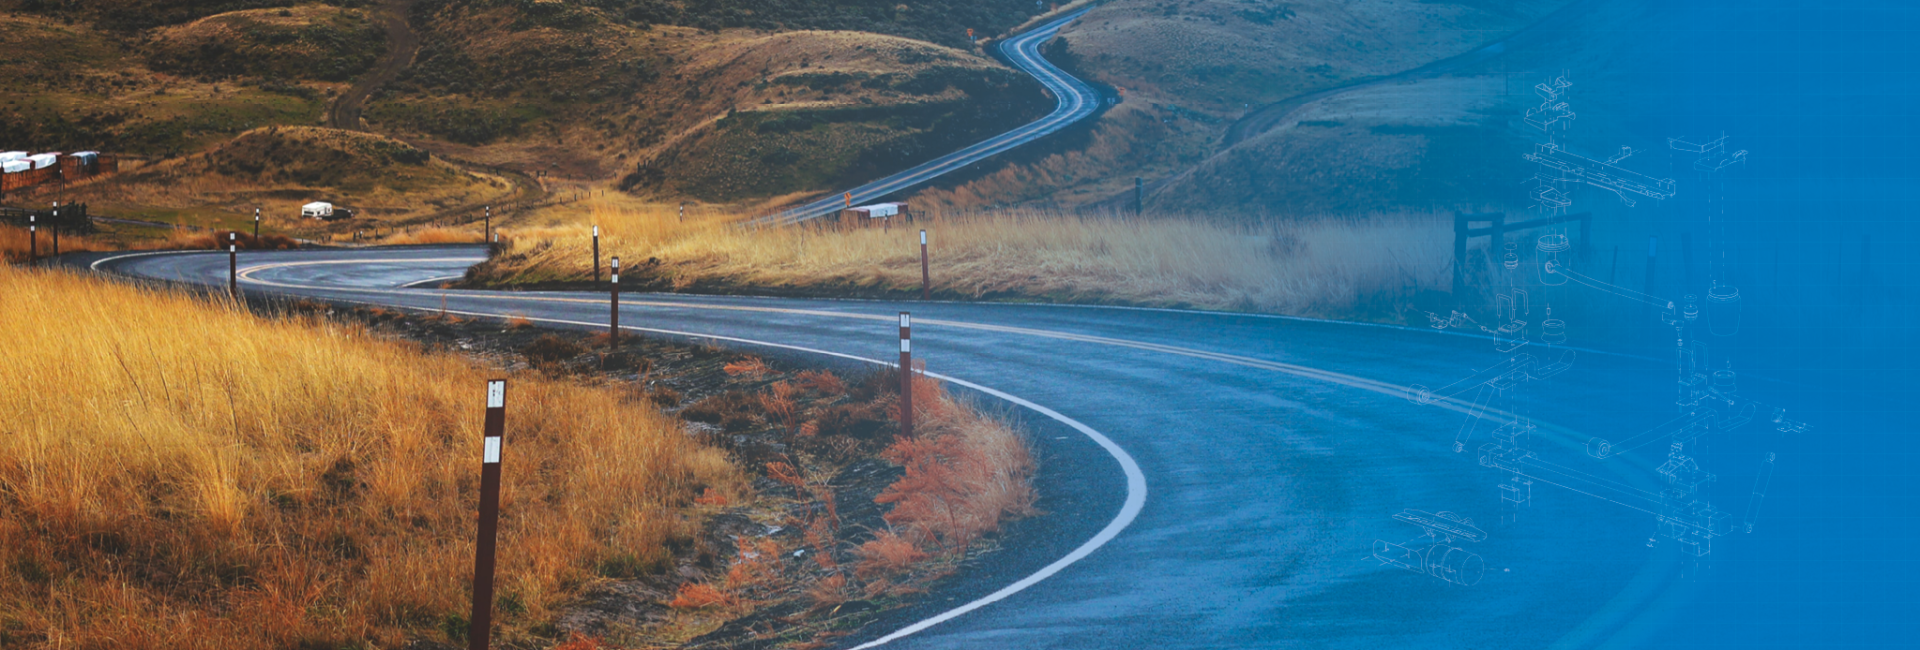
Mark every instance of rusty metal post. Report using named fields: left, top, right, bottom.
left=592, top=225, right=601, bottom=283
left=253, top=207, right=261, bottom=242
left=609, top=256, right=621, bottom=349
left=50, top=203, right=59, bottom=256
left=468, top=380, right=507, bottom=650
left=920, top=230, right=931, bottom=300
left=899, top=312, right=913, bottom=438
left=27, top=216, right=36, bottom=264
left=484, top=206, right=492, bottom=242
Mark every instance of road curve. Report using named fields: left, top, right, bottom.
left=754, top=9, right=1103, bottom=225
left=90, top=245, right=1705, bottom=649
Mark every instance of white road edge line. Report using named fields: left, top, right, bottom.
left=237, top=286, right=1147, bottom=650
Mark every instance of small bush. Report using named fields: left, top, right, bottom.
left=522, top=334, right=585, bottom=365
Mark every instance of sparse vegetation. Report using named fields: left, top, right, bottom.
left=0, top=266, right=739, bottom=649
left=468, top=197, right=1453, bottom=320
left=89, top=127, right=512, bottom=223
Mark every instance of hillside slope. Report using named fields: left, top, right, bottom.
left=905, top=0, right=1578, bottom=215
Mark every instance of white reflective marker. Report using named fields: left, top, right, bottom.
left=900, top=313, right=911, bottom=328
left=483, top=437, right=501, bottom=464
left=901, top=339, right=912, bottom=353
left=487, top=380, right=505, bottom=408
left=593, top=225, right=599, bottom=236
left=921, top=230, right=928, bottom=245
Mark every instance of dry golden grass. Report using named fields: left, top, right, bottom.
left=475, top=197, right=1450, bottom=318
left=0, top=266, right=739, bottom=649
left=377, top=225, right=489, bottom=246
left=0, top=225, right=117, bottom=262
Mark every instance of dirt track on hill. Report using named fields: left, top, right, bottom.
left=327, top=0, right=419, bottom=132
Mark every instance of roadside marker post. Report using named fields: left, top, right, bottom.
left=899, top=312, right=913, bottom=438
left=468, top=380, right=507, bottom=650
left=228, top=233, right=238, bottom=299
left=484, top=206, right=492, bottom=241
left=50, top=203, right=59, bottom=256
left=253, top=207, right=261, bottom=241
left=27, top=216, right=35, bottom=264
left=592, top=225, right=601, bottom=283
left=609, top=256, right=621, bottom=349
left=920, top=230, right=931, bottom=300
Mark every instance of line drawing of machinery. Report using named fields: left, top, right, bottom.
left=1519, top=74, right=1678, bottom=212
left=1393, top=74, right=1798, bottom=563
left=1372, top=510, right=1489, bottom=586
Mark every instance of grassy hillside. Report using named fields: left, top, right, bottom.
left=147, top=4, right=386, bottom=82
left=0, top=12, right=326, bottom=155
left=1, top=0, right=1060, bottom=218
left=372, top=1, right=1051, bottom=201
left=907, top=0, right=1576, bottom=214
left=0, top=265, right=739, bottom=648
left=88, top=126, right=513, bottom=223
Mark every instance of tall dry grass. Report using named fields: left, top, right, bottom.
left=0, top=266, right=739, bottom=649
left=0, top=225, right=117, bottom=262
left=476, top=198, right=1451, bottom=318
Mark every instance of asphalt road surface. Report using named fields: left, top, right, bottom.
left=755, top=9, right=1103, bottom=226
left=87, top=245, right=1736, bottom=649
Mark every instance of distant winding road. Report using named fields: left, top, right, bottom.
left=89, top=246, right=1701, bottom=649
left=755, top=8, right=1104, bottom=225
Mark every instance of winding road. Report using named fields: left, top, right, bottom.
left=89, top=246, right=1719, bottom=649
left=754, top=9, right=1104, bottom=225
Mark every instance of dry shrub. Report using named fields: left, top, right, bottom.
left=522, top=333, right=585, bottom=365
left=136, top=229, right=300, bottom=251
left=805, top=573, right=848, bottom=608
left=506, top=314, right=534, bottom=329
left=693, top=487, right=731, bottom=506
left=667, top=582, right=733, bottom=610
left=0, top=266, right=739, bottom=649
left=760, top=381, right=799, bottom=427
left=723, top=356, right=773, bottom=379
left=853, top=531, right=929, bottom=581
left=648, top=387, right=683, bottom=408
left=682, top=391, right=761, bottom=432
left=875, top=377, right=1035, bottom=552
left=552, top=632, right=613, bottom=650
left=379, top=226, right=485, bottom=246
left=795, top=369, right=846, bottom=396
left=723, top=538, right=785, bottom=597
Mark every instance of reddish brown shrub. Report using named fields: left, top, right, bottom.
left=723, top=357, right=772, bottom=379
left=853, top=531, right=929, bottom=581
left=668, top=582, right=732, bottom=609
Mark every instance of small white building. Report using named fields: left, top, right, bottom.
left=301, top=202, right=335, bottom=219
left=2, top=160, right=28, bottom=173
left=0, top=152, right=27, bottom=163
